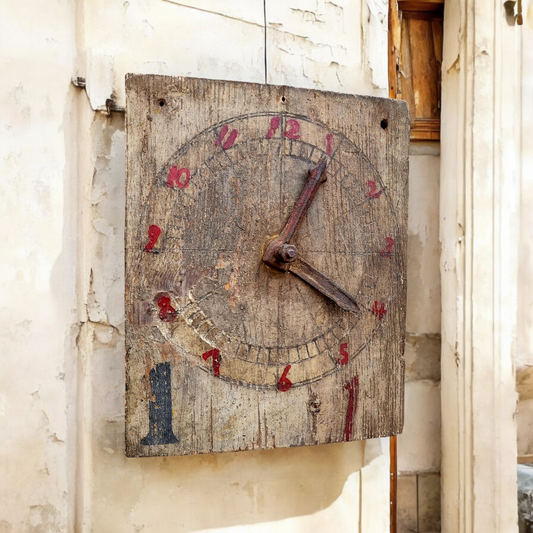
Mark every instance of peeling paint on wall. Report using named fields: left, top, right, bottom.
left=363, top=0, right=389, bottom=89
left=1, top=0, right=445, bottom=530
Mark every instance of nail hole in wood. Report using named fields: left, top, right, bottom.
left=381, top=119, right=388, bottom=129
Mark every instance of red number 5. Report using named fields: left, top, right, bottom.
left=338, top=342, right=349, bottom=365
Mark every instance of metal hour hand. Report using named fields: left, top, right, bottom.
left=289, top=256, right=360, bottom=313
left=263, top=156, right=327, bottom=272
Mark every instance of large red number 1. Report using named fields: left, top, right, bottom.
left=144, top=224, right=161, bottom=253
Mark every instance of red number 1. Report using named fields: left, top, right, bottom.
left=266, top=116, right=281, bottom=139
left=326, top=133, right=333, bottom=156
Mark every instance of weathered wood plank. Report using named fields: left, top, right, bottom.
left=125, top=75, right=409, bottom=457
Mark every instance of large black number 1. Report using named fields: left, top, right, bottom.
left=141, top=362, right=179, bottom=445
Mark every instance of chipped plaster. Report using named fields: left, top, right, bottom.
left=0, top=0, right=446, bottom=530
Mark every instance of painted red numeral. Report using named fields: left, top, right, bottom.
left=326, top=133, right=333, bottom=156
left=380, top=237, right=395, bottom=257
left=144, top=224, right=161, bottom=253
left=277, top=364, right=292, bottom=392
left=283, top=119, right=301, bottom=140
left=338, top=342, right=349, bottom=365
left=167, top=166, right=191, bottom=189
left=266, top=116, right=281, bottom=139
left=372, top=301, right=387, bottom=320
left=365, top=180, right=382, bottom=199
left=343, top=375, right=360, bottom=441
left=157, top=295, right=177, bottom=322
left=202, top=348, right=221, bottom=377
left=215, top=124, right=238, bottom=150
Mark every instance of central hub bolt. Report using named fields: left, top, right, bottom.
left=279, top=244, right=298, bottom=263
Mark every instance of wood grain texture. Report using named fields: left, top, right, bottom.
left=125, top=75, right=409, bottom=457
left=389, top=1, right=443, bottom=141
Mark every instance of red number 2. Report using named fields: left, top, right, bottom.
left=338, top=342, right=349, bottom=365
left=283, top=119, right=300, bottom=140
left=365, top=180, right=382, bottom=199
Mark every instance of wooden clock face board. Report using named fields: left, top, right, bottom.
left=125, top=75, right=409, bottom=458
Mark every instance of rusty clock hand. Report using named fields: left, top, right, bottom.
left=262, top=156, right=360, bottom=313
left=262, top=156, right=327, bottom=272
left=288, top=257, right=359, bottom=313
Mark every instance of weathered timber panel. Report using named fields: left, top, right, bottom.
left=125, top=75, right=409, bottom=457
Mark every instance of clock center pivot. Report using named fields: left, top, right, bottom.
left=280, top=244, right=298, bottom=263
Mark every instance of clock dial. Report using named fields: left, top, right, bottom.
left=125, top=75, right=409, bottom=457
left=135, top=112, right=395, bottom=389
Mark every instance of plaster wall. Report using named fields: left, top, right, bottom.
left=0, top=1, right=441, bottom=531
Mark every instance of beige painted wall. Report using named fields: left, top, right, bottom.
left=0, top=1, right=442, bottom=531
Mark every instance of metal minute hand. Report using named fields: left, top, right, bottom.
left=263, top=156, right=327, bottom=272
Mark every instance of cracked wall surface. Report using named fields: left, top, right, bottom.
left=1, top=0, right=442, bottom=531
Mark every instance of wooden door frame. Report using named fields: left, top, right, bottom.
left=439, top=0, right=520, bottom=530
